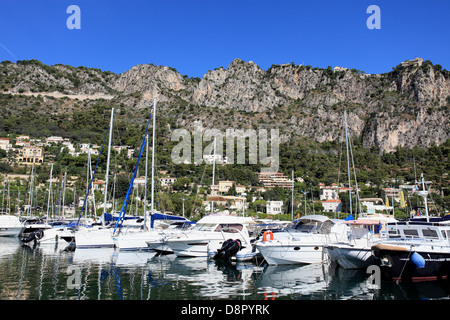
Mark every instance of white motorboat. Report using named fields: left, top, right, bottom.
left=166, top=215, right=255, bottom=257
left=20, top=218, right=53, bottom=243
left=254, top=215, right=349, bottom=265
left=0, top=214, right=24, bottom=237
left=34, top=226, right=76, bottom=245
left=324, top=216, right=396, bottom=269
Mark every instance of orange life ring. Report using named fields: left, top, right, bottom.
left=263, top=231, right=274, bottom=242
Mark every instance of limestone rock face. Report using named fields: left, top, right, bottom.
left=2, top=58, right=449, bottom=152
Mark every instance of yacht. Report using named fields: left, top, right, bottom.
left=324, top=214, right=396, bottom=269
left=165, top=214, right=255, bottom=257
left=371, top=218, right=450, bottom=281
left=371, top=173, right=450, bottom=281
left=0, top=214, right=24, bottom=237
left=254, top=215, right=349, bottom=265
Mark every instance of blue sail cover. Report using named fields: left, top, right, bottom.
left=150, top=213, right=189, bottom=228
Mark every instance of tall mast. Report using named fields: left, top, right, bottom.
left=103, top=108, right=114, bottom=226
left=344, top=111, right=352, bottom=217
left=211, top=136, right=216, bottom=215
left=291, top=170, right=294, bottom=221
left=144, top=133, right=149, bottom=230
left=150, top=99, right=156, bottom=220
left=46, top=163, right=53, bottom=217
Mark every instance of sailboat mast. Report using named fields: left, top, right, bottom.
left=103, top=108, right=114, bottom=226
left=46, top=163, right=53, bottom=218
left=291, top=170, right=295, bottom=220
left=150, top=99, right=156, bottom=219
left=344, top=111, right=352, bottom=217
left=144, top=133, right=149, bottom=230
left=211, top=136, right=216, bottom=215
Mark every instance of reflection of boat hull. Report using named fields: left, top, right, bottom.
left=325, top=245, right=377, bottom=269
left=372, top=244, right=450, bottom=282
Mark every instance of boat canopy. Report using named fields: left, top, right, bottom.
left=344, top=219, right=380, bottom=225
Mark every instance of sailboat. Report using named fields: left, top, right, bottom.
left=112, top=99, right=190, bottom=251
left=163, top=136, right=256, bottom=258
left=255, top=111, right=360, bottom=266
left=324, top=111, right=397, bottom=269
left=74, top=108, right=116, bottom=249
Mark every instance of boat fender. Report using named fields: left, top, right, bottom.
left=410, top=251, right=425, bottom=269
left=263, top=231, right=274, bottom=242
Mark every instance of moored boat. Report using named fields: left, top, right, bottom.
left=254, top=215, right=349, bottom=265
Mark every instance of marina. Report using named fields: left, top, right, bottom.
left=1, top=237, right=450, bottom=301
left=0, top=222, right=450, bottom=301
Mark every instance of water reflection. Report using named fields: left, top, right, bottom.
left=1, top=239, right=450, bottom=300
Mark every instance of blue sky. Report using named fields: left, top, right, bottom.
left=0, top=0, right=449, bottom=77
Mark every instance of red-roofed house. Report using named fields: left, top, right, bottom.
left=322, top=199, right=342, bottom=213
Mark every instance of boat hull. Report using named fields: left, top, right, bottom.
left=372, top=245, right=450, bottom=282
left=167, top=238, right=215, bottom=257
left=325, top=245, right=377, bottom=269
left=0, top=227, right=24, bottom=237
left=256, top=242, right=326, bottom=265
left=75, top=228, right=115, bottom=248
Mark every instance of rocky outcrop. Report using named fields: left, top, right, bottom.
left=1, top=58, right=449, bottom=152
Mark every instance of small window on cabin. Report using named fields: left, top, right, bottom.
left=422, top=229, right=439, bottom=239
left=403, top=229, right=419, bottom=238
left=388, top=229, right=400, bottom=238
left=441, top=230, right=447, bottom=239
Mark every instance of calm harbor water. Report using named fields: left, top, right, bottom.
left=1, top=237, right=450, bottom=301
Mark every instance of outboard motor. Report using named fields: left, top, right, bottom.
left=22, top=230, right=44, bottom=244
left=214, top=239, right=242, bottom=260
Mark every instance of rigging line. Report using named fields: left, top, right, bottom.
left=191, top=162, right=208, bottom=217
left=114, top=109, right=154, bottom=234
left=75, top=123, right=110, bottom=228
left=348, top=132, right=362, bottom=216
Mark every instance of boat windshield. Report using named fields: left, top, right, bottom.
left=192, top=223, right=217, bottom=232
left=290, top=221, right=329, bottom=233
left=214, top=224, right=243, bottom=233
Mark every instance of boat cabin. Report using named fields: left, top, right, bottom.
left=190, top=215, right=254, bottom=234
left=386, top=221, right=450, bottom=242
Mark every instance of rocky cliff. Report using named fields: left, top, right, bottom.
left=1, top=58, right=449, bottom=152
